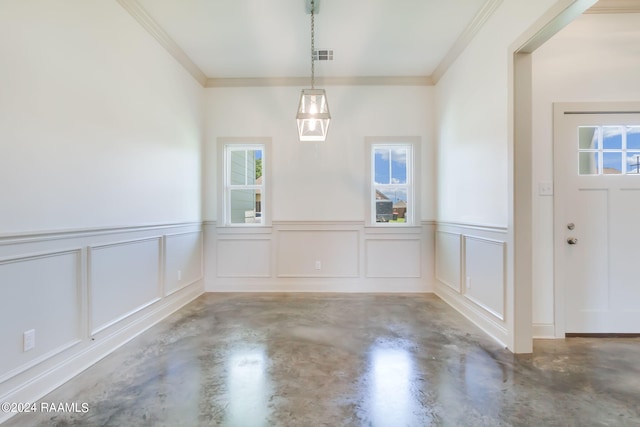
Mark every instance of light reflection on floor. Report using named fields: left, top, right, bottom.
left=225, top=346, right=269, bottom=427
left=369, top=346, right=414, bottom=426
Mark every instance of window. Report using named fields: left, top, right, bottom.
left=367, top=139, right=418, bottom=226
left=578, top=125, right=640, bottom=175
left=220, top=139, right=269, bottom=226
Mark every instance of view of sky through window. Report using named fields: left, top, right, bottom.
left=372, top=143, right=412, bottom=224
left=578, top=126, right=640, bottom=175
left=374, top=148, right=408, bottom=202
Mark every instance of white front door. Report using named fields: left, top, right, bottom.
left=554, top=103, right=640, bottom=334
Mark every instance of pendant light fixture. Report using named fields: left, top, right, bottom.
left=296, top=0, right=330, bottom=142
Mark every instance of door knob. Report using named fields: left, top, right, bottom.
left=567, top=237, right=578, bottom=245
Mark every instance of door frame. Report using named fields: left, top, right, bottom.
left=509, top=0, right=597, bottom=352
left=552, top=102, right=640, bottom=337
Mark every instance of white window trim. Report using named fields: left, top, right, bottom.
left=365, top=137, right=420, bottom=227
left=217, top=137, right=272, bottom=227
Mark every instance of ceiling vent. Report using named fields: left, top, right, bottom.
left=313, top=49, right=334, bottom=61
left=305, top=0, right=319, bottom=13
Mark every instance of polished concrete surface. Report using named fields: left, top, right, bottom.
left=4, top=293, right=639, bottom=426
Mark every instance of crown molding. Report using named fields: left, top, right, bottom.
left=431, top=0, right=504, bottom=84
left=586, top=0, right=640, bottom=13
left=117, top=0, right=502, bottom=88
left=205, top=75, right=433, bottom=88
left=115, top=0, right=432, bottom=89
left=116, top=0, right=208, bottom=86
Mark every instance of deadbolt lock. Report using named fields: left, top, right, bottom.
left=567, top=223, right=575, bottom=230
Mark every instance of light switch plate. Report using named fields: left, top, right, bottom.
left=538, top=182, right=553, bottom=196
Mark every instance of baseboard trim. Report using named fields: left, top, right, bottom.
left=207, top=279, right=433, bottom=294
left=565, top=333, right=640, bottom=338
left=435, top=281, right=509, bottom=349
left=533, top=323, right=557, bottom=339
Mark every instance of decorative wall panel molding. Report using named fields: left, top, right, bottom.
left=365, top=239, right=421, bottom=278
left=434, top=222, right=508, bottom=347
left=435, top=231, right=461, bottom=292
left=277, top=230, right=359, bottom=278
left=206, top=221, right=433, bottom=292
left=463, top=235, right=506, bottom=321
left=0, top=250, right=82, bottom=382
left=0, top=222, right=201, bottom=247
left=165, top=231, right=203, bottom=296
left=217, top=238, right=272, bottom=278
left=0, top=223, right=204, bottom=424
left=88, top=237, right=162, bottom=334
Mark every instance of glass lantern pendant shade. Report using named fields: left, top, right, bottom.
left=296, top=0, right=330, bottom=142
left=297, top=88, right=330, bottom=142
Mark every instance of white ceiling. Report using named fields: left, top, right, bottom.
left=133, top=0, right=490, bottom=80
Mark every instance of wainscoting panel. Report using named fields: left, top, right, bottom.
left=435, top=231, right=461, bottom=292
left=0, top=223, right=204, bottom=425
left=434, top=222, right=508, bottom=347
left=217, top=238, right=271, bottom=278
left=277, top=230, right=359, bottom=278
left=464, top=236, right=506, bottom=321
left=89, top=237, right=162, bottom=335
left=0, top=250, right=81, bottom=382
left=205, top=222, right=433, bottom=292
left=165, top=231, right=203, bottom=295
left=365, top=239, right=421, bottom=278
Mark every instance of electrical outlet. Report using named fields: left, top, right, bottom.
left=23, top=329, right=35, bottom=352
left=177, top=270, right=182, bottom=281
left=315, top=261, right=321, bottom=270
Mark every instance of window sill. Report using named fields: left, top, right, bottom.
left=216, top=225, right=273, bottom=235
left=364, top=225, right=423, bottom=234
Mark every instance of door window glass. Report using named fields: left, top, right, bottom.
left=578, top=126, right=640, bottom=175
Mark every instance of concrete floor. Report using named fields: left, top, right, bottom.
left=3, top=293, right=639, bottom=426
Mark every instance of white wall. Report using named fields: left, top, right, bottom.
left=0, top=0, right=203, bottom=234
left=203, top=85, right=436, bottom=292
left=531, top=13, right=640, bottom=336
left=204, top=85, right=435, bottom=222
left=433, top=0, right=564, bottom=350
left=0, top=1, right=205, bottom=421
left=435, top=0, right=560, bottom=226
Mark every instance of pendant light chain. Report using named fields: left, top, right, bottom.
left=310, top=0, right=315, bottom=89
